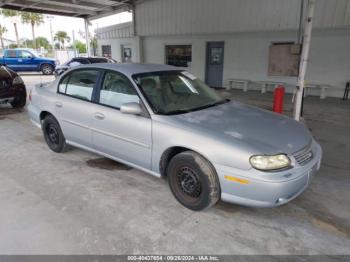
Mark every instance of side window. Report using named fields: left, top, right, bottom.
left=5, top=50, right=17, bottom=58
left=19, top=51, right=32, bottom=58
left=58, top=75, right=69, bottom=93
left=99, top=72, right=139, bottom=108
left=65, top=70, right=99, bottom=101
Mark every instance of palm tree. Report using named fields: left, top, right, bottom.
left=0, top=25, right=7, bottom=49
left=54, top=31, right=70, bottom=50
left=21, top=12, right=44, bottom=49
left=1, top=9, right=20, bottom=46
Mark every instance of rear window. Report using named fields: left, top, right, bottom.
left=73, top=58, right=90, bottom=64
left=88, top=58, right=108, bottom=63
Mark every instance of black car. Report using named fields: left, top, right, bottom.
left=54, top=56, right=117, bottom=76
left=0, top=65, right=26, bottom=108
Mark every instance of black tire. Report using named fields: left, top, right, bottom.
left=10, top=94, right=26, bottom=108
left=42, top=115, right=69, bottom=153
left=167, top=151, right=220, bottom=211
left=41, top=64, right=54, bottom=75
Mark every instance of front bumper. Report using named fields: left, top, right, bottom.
left=214, top=141, right=322, bottom=207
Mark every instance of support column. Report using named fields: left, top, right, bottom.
left=294, top=0, right=316, bottom=121
left=84, top=18, right=91, bottom=56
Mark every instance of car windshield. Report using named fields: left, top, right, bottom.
left=133, top=71, right=228, bottom=115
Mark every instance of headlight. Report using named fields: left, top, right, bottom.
left=250, top=154, right=291, bottom=171
left=12, top=75, right=24, bottom=85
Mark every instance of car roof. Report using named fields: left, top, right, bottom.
left=75, top=63, right=180, bottom=76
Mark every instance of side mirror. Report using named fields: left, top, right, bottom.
left=120, top=102, right=142, bottom=115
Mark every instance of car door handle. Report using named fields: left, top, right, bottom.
left=55, top=102, right=63, bottom=108
left=94, top=112, right=105, bottom=120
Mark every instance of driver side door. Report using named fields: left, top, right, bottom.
left=18, top=50, right=37, bottom=71
left=91, top=70, right=152, bottom=169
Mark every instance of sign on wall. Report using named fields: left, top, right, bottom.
left=268, top=43, right=301, bottom=77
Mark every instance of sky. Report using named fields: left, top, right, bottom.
left=0, top=11, right=132, bottom=43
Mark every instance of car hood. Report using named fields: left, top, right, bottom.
left=165, top=101, right=312, bottom=155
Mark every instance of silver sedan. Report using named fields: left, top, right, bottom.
left=28, top=63, right=322, bottom=210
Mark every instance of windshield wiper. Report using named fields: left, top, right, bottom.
left=188, top=99, right=230, bottom=112
left=165, top=109, right=191, bottom=115
left=165, top=99, right=230, bottom=115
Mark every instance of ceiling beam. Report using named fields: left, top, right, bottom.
left=0, top=0, right=134, bottom=19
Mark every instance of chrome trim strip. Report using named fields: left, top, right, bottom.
left=61, top=119, right=90, bottom=130
left=91, top=127, right=151, bottom=149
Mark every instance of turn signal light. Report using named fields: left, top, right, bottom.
left=224, top=175, right=249, bottom=185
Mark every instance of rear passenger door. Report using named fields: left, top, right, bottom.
left=56, top=69, right=100, bottom=148
left=91, top=70, right=152, bottom=169
left=3, top=50, right=19, bottom=70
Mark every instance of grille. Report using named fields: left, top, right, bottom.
left=293, top=145, right=313, bottom=166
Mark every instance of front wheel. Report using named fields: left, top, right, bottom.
left=42, top=115, right=69, bottom=153
left=41, top=64, right=54, bottom=75
left=167, top=151, right=220, bottom=211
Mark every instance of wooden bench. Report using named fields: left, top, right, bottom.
left=304, top=84, right=332, bottom=99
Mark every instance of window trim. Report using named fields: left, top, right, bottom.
left=56, top=68, right=102, bottom=103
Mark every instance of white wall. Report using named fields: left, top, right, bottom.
left=97, top=36, right=142, bottom=63
left=136, top=0, right=350, bottom=36
left=142, top=29, right=350, bottom=97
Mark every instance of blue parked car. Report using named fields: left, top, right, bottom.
left=0, top=49, right=56, bottom=75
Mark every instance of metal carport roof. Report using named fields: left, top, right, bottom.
left=0, top=0, right=316, bottom=121
left=0, top=0, right=133, bottom=19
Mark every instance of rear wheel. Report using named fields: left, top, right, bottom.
left=42, top=115, right=69, bottom=153
left=167, top=151, right=220, bottom=211
left=10, top=94, right=26, bottom=108
left=41, top=64, right=54, bottom=75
